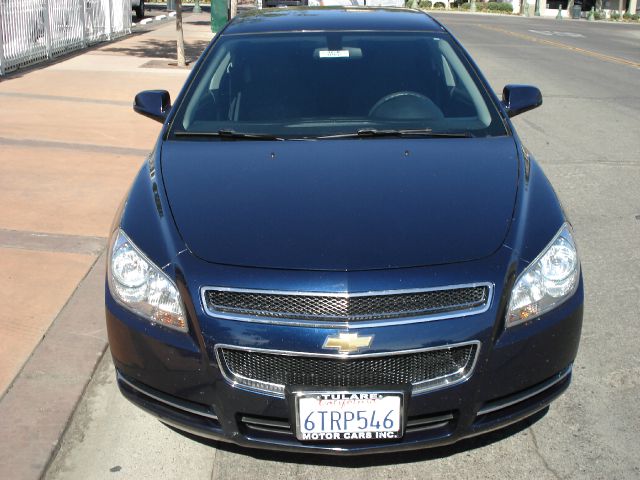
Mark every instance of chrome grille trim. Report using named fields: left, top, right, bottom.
left=201, top=283, right=493, bottom=328
left=117, top=371, right=218, bottom=420
left=405, top=412, right=456, bottom=432
left=214, top=341, right=481, bottom=398
left=476, top=365, right=572, bottom=416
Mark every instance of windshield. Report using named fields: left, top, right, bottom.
left=170, top=31, right=507, bottom=139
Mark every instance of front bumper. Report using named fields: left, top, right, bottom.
left=106, top=250, right=583, bottom=454
left=115, top=362, right=573, bottom=455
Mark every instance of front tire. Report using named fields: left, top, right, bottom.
left=135, top=0, right=145, bottom=20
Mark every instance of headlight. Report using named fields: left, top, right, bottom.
left=108, top=230, right=187, bottom=332
left=506, top=223, right=580, bottom=327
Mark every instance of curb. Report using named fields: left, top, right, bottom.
left=134, top=10, right=177, bottom=27
left=0, top=253, right=109, bottom=480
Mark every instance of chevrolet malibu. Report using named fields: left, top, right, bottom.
left=106, top=7, right=583, bottom=454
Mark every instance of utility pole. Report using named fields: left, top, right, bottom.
left=176, top=0, right=186, bottom=67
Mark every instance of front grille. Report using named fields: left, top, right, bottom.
left=203, top=285, right=490, bottom=323
left=406, top=411, right=456, bottom=433
left=217, top=343, right=478, bottom=396
left=236, top=411, right=456, bottom=437
left=238, top=415, right=292, bottom=436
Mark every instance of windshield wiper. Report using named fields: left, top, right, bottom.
left=317, top=129, right=473, bottom=139
left=173, top=129, right=285, bottom=141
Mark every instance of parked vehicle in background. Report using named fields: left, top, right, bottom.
left=305, top=0, right=417, bottom=7
left=132, top=0, right=144, bottom=19
left=263, top=0, right=308, bottom=7
left=265, top=1, right=407, bottom=7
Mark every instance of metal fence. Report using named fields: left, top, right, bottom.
left=0, top=0, right=132, bottom=75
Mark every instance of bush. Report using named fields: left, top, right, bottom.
left=487, top=2, right=513, bottom=12
left=458, top=2, right=512, bottom=12
left=433, top=1, right=446, bottom=7
left=419, top=0, right=433, bottom=8
left=460, top=2, right=488, bottom=10
left=610, top=10, right=620, bottom=19
left=593, top=10, right=604, bottom=19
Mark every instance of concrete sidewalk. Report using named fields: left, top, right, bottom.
left=0, top=13, right=213, bottom=480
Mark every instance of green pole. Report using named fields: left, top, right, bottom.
left=556, top=4, right=562, bottom=18
left=211, top=0, right=227, bottom=32
left=193, top=0, right=202, bottom=13
left=534, top=0, right=541, bottom=15
left=470, top=0, right=477, bottom=11
left=523, top=0, right=530, bottom=16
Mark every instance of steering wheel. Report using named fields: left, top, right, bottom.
left=369, top=91, right=444, bottom=120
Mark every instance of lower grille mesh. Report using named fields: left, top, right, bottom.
left=218, top=344, right=478, bottom=395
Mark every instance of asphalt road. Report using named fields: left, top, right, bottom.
left=45, top=12, right=640, bottom=480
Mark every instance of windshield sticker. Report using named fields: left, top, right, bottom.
left=319, top=50, right=350, bottom=59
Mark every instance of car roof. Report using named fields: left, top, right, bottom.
left=224, top=7, right=444, bottom=35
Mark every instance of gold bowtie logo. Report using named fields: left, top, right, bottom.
left=323, top=333, right=373, bottom=354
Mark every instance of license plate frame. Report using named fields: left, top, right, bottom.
left=292, top=389, right=405, bottom=442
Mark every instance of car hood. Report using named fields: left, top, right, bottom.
left=161, top=137, right=519, bottom=271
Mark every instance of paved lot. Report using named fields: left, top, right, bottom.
left=0, top=6, right=198, bottom=397
left=2, top=10, right=639, bottom=480
left=0, top=12, right=212, bottom=480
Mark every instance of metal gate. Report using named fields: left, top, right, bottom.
left=0, top=0, right=132, bottom=75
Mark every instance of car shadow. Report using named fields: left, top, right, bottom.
left=166, top=407, right=548, bottom=467
left=189, top=20, right=214, bottom=26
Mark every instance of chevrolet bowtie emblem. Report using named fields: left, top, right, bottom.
left=323, top=333, right=373, bottom=354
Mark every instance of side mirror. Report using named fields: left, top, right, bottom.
left=134, top=90, right=171, bottom=123
left=501, top=85, right=542, bottom=118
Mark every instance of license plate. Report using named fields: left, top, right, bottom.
left=294, top=391, right=403, bottom=442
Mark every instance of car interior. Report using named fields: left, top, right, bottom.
left=179, top=32, right=498, bottom=136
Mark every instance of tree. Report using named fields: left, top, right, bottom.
left=175, top=0, right=186, bottom=67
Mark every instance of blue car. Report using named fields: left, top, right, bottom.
left=106, top=7, right=583, bottom=454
